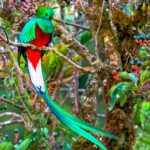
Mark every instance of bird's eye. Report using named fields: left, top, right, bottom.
left=45, top=13, right=48, bottom=16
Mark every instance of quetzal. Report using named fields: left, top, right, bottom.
left=18, top=6, right=121, bottom=150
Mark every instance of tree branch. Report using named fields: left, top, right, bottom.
left=53, top=17, right=90, bottom=30
left=0, top=112, right=23, bottom=128
left=94, top=0, right=105, bottom=59
left=0, top=97, right=23, bottom=110
left=56, top=26, right=94, bottom=65
left=0, top=34, right=95, bottom=73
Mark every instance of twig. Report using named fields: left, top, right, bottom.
left=0, top=26, right=9, bottom=43
left=0, top=112, right=22, bottom=118
left=72, top=68, right=79, bottom=114
left=32, top=94, right=38, bottom=107
left=94, top=0, right=105, bottom=59
left=74, top=29, right=85, bottom=36
left=0, top=34, right=94, bottom=73
left=0, top=119, right=23, bottom=126
left=0, top=112, right=23, bottom=127
left=0, top=97, right=23, bottom=109
left=0, top=52, right=9, bottom=54
left=60, top=88, right=71, bottom=105
left=96, top=113, right=105, bottom=118
left=53, top=17, right=90, bottom=30
left=78, top=0, right=86, bottom=13
left=50, top=76, right=74, bottom=86
left=52, top=68, right=65, bottom=100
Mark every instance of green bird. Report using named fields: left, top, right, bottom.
left=18, top=6, right=121, bottom=150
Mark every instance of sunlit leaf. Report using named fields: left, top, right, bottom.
left=0, top=141, right=14, bottom=150
left=16, top=138, right=32, bottom=150
left=80, top=31, right=92, bottom=45
left=140, top=70, right=150, bottom=85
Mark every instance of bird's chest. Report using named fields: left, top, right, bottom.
left=30, top=24, right=52, bottom=47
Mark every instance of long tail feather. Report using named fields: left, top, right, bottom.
left=66, top=121, right=107, bottom=150
left=42, top=93, right=121, bottom=150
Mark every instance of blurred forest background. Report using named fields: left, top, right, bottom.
left=0, top=0, right=150, bottom=150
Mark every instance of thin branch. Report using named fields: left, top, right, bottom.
left=94, top=0, right=105, bottom=59
left=31, top=94, right=38, bottom=107
left=74, top=29, right=85, bottom=36
left=0, top=26, right=9, bottom=43
left=77, top=0, right=86, bottom=13
left=96, top=113, right=105, bottom=118
left=50, top=76, right=74, bottom=86
left=0, top=97, right=23, bottom=109
left=0, top=112, right=23, bottom=127
left=72, top=68, right=79, bottom=114
left=53, top=17, right=90, bottom=30
left=0, top=34, right=94, bottom=73
left=0, top=52, right=9, bottom=54
left=52, top=67, right=65, bottom=100
left=0, top=119, right=23, bottom=126
left=0, top=112, right=22, bottom=118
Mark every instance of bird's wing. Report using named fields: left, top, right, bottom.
left=19, top=18, right=37, bottom=43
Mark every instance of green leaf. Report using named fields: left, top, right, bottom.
left=16, top=138, right=32, bottom=150
left=139, top=50, right=149, bottom=58
left=80, top=31, right=92, bottom=44
left=11, top=11, right=21, bottom=17
left=41, top=128, right=49, bottom=137
left=38, top=114, right=47, bottom=126
left=140, top=70, right=150, bottom=85
left=23, top=89, right=31, bottom=104
left=1, top=19, right=11, bottom=30
left=42, top=44, right=67, bottom=75
left=108, top=83, right=124, bottom=110
left=54, top=44, right=67, bottom=55
left=108, top=82, right=137, bottom=110
left=0, top=141, right=14, bottom=150
left=142, top=102, right=150, bottom=111
left=72, top=55, right=83, bottom=62
left=118, top=71, right=138, bottom=83
left=139, top=137, right=150, bottom=145
left=63, top=143, right=72, bottom=150
left=119, top=94, right=127, bottom=107
left=141, top=60, right=150, bottom=70
left=140, top=113, right=146, bottom=124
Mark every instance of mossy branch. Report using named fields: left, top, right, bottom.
left=55, top=26, right=94, bottom=65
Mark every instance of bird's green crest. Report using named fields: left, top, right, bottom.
left=35, top=6, right=54, bottom=19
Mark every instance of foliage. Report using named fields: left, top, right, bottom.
left=108, top=81, right=137, bottom=111
left=108, top=47, right=150, bottom=149
left=133, top=100, right=150, bottom=150
left=0, top=140, right=14, bottom=150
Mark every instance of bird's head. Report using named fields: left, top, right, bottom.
left=35, top=6, right=54, bottom=20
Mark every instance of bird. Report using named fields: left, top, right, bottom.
left=18, top=6, right=121, bottom=150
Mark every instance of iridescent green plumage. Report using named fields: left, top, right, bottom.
left=19, top=6, right=54, bottom=43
